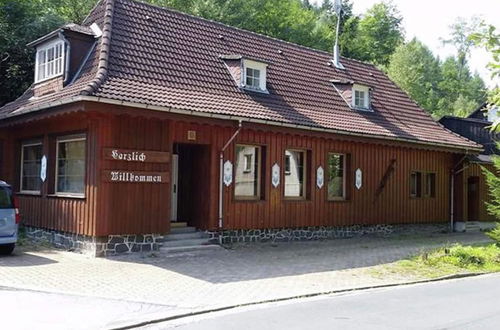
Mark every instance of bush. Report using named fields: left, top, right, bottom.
left=486, top=223, right=500, bottom=246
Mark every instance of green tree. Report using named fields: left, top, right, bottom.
left=346, top=2, right=404, bottom=68
left=0, top=0, right=62, bottom=106
left=387, top=38, right=441, bottom=116
left=437, top=56, right=486, bottom=117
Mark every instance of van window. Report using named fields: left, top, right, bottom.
left=0, top=186, right=13, bottom=209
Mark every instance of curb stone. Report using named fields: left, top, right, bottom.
left=110, top=271, right=490, bottom=330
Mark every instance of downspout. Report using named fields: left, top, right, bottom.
left=58, top=31, right=71, bottom=84
left=218, top=120, right=243, bottom=242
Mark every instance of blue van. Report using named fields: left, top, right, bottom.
left=0, top=181, right=19, bottom=255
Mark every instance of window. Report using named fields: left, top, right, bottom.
left=327, top=153, right=345, bottom=200
left=20, top=142, right=43, bottom=193
left=284, top=150, right=306, bottom=198
left=410, top=171, right=422, bottom=198
left=56, top=135, right=86, bottom=196
left=35, top=40, right=65, bottom=83
left=243, top=154, right=253, bottom=173
left=235, top=145, right=261, bottom=199
left=425, top=173, right=436, bottom=198
left=352, top=84, right=370, bottom=110
left=284, top=154, right=291, bottom=175
left=242, top=59, right=267, bottom=92
left=245, top=67, right=261, bottom=89
left=0, top=185, right=13, bottom=209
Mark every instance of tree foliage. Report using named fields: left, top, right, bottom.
left=0, top=0, right=62, bottom=106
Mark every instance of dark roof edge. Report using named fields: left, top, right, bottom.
left=439, top=115, right=492, bottom=125
left=0, top=95, right=483, bottom=153
left=80, top=0, right=115, bottom=96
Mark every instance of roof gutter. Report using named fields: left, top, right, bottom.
left=1, top=95, right=484, bottom=153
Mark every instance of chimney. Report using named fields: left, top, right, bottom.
left=332, top=0, right=345, bottom=69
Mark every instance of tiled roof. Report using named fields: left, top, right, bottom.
left=0, top=0, right=481, bottom=151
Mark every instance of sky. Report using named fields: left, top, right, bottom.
left=313, top=0, right=500, bottom=87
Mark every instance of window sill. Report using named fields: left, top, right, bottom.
left=241, top=86, right=269, bottom=94
left=47, top=193, right=86, bottom=200
left=283, top=197, right=309, bottom=202
left=327, top=198, right=349, bottom=202
left=17, top=191, right=42, bottom=196
left=234, top=197, right=265, bottom=202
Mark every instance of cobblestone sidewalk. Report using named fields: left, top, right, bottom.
left=0, top=232, right=492, bottom=318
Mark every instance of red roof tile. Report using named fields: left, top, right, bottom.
left=0, top=0, right=481, bottom=151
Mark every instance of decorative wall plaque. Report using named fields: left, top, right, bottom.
left=355, top=168, right=363, bottom=190
left=40, top=155, right=47, bottom=182
left=316, top=166, right=324, bottom=189
left=223, top=160, right=233, bottom=186
left=272, top=163, right=280, bottom=188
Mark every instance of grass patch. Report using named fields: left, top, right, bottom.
left=371, top=243, right=500, bottom=279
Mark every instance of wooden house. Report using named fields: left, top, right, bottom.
left=0, top=0, right=487, bottom=255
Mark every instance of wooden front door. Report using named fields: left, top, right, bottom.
left=467, top=176, right=480, bottom=221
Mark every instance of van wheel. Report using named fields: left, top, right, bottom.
left=0, top=243, right=15, bottom=255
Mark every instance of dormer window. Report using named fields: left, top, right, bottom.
left=35, top=40, right=65, bottom=83
left=352, top=84, right=370, bottom=110
left=245, top=67, right=261, bottom=89
left=242, top=59, right=268, bottom=93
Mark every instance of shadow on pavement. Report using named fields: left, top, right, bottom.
left=110, top=232, right=491, bottom=284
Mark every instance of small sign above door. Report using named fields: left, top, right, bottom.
left=103, top=148, right=170, bottom=163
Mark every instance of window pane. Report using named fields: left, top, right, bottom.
left=426, top=173, right=436, bottom=198
left=284, top=150, right=305, bottom=197
left=57, top=139, right=85, bottom=194
left=21, top=144, right=43, bottom=192
left=328, top=153, right=344, bottom=199
left=410, top=172, right=422, bottom=197
left=235, top=145, right=260, bottom=198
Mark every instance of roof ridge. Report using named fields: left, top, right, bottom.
left=125, top=0, right=377, bottom=69
left=80, top=0, right=115, bottom=96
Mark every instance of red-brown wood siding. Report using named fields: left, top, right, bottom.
left=97, top=114, right=171, bottom=236
left=1, top=101, right=481, bottom=236
left=455, top=163, right=497, bottom=222
left=0, top=111, right=99, bottom=236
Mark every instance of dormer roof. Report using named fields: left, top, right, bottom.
left=0, top=0, right=481, bottom=152
left=27, top=23, right=95, bottom=47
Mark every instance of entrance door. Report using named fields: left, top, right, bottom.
left=171, top=154, right=179, bottom=222
left=172, top=143, right=210, bottom=229
left=467, top=176, right=480, bottom=221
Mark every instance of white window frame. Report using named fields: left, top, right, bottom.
left=55, top=135, right=86, bottom=198
left=242, top=59, right=268, bottom=93
left=35, top=39, right=65, bottom=83
left=234, top=144, right=262, bottom=200
left=19, top=141, right=43, bottom=195
left=327, top=152, right=346, bottom=201
left=284, top=149, right=307, bottom=199
left=352, top=84, right=371, bottom=111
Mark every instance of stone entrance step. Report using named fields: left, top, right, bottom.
left=161, top=238, right=213, bottom=248
left=170, top=226, right=197, bottom=234
left=465, top=221, right=481, bottom=232
left=160, top=227, right=218, bottom=253
left=160, top=244, right=221, bottom=254
left=163, top=231, right=210, bottom=241
left=171, top=222, right=188, bottom=228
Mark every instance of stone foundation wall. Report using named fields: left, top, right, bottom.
left=25, top=226, right=163, bottom=257
left=209, top=223, right=449, bottom=244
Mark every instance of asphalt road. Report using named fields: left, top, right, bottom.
left=151, top=274, right=500, bottom=330
left=0, top=287, right=179, bottom=330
